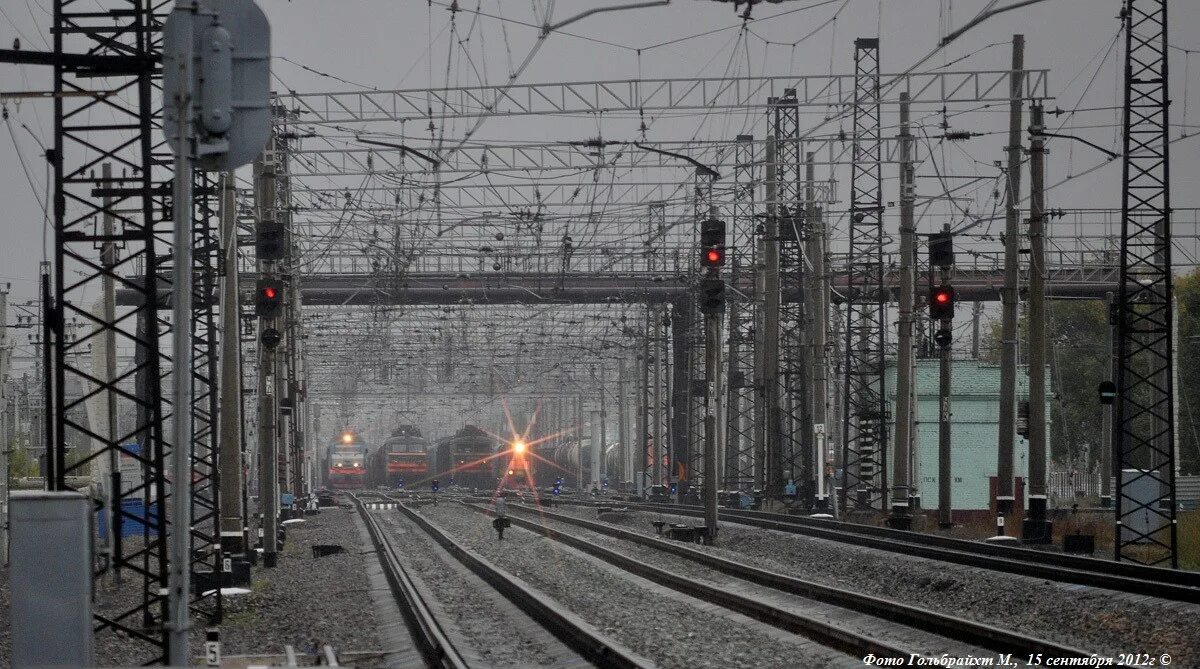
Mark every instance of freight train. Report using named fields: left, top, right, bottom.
left=368, top=425, right=430, bottom=487
left=548, top=438, right=622, bottom=491
left=324, top=430, right=370, bottom=489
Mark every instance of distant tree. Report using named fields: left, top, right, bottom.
left=7, top=445, right=39, bottom=479
left=977, top=267, right=1200, bottom=476
left=981, top=299, right=1109, bottom=468
left=1174, top=269, right=1200, bottom=474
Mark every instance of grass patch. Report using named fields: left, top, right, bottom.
left=1178, top=510, right=1200, bottom=570
left=220, top=609, right=259, bottom=628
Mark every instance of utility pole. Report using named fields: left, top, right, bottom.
left=100, top=163, right=121, bottom=576
left=995, top=34, right=1025, bottom=518
left=575, top=395, right=584, bottom=492
left=809, top=183, right=830, bottom=511
left=599, top=364, right=608, bottom=485
left=1101, top=291, right=1114, bottom=508
left=165, top=10, right=195, bottom=659
left=1024, top=103, right=1051, bottom=542
left=890, top=92, right=915, bottom=529
left=590, top=409, right=602, bottom=491
left=218, top=174, right=246, bottom=556
left=617, top=358, right=628, bottom=485
left=653, top=314, right=664, bottom=487
left=802, top=152, right=819, bottom=508
left=971, top=302, right=983, bottom=360
left=0, top=287, right=7, bottom=565
left=638, top=319, right=650, bottom=495
left=254, top=153, right=280, bottom=569
left=703, top=309, right=722, bottom=540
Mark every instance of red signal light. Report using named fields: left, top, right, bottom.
left=705, top=249, right=722, bottom=264
left=263, top=286, right=278, bottom=299
left=929, top=284, right=955, bottom=320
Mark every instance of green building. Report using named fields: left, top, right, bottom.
left=885, top=359, right=1052, bottom=520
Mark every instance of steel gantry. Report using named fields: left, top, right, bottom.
left=842, top=38, right=889, bottom=513
left=1115, top=0, right=1177, bottom=567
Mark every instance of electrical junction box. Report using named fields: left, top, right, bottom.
left=11, top=490, right=94, bottom=667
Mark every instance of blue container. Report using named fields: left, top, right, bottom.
left=96, top=499, right=160, bottom=540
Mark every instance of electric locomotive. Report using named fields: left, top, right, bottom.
left=324, top=429, right=369, bottom=489
left=495, top=437, right=535, bottom=491
left=369, top=425, right=429, bottom=487
left=432, top=425, right=497, bottom=489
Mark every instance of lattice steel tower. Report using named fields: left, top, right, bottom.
left=1115, top=0, right=1177, bottom=566
left=772, top=90, right=811, bottom=504
left=841, top=38, right=889, bottom=512
left=724, top=135, right=758, bottom=489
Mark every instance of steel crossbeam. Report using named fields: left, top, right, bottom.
left=277, top=70, right=1049, bottom=124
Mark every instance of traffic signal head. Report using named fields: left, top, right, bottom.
left=934, top=328, right=952, bottom=350
left=699, top=277, right=725, bottom=315
left=929, top=284, right=955, bottom=321
left=255, top=278, right=284, bottom=318
left=431, top=479, right=440, bottom=492
left=699, top=218, right=726, bottom=270
left=257, top=219, right=286, bottom=261
left=929, top=231, right=954, bottom=269
left=260, top=327, right=282, bottom=349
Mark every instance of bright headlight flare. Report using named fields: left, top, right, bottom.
left=512, top=440, right=527, bottom=454
left=341, top=432, right=354, bottom=444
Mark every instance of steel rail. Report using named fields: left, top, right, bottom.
left=491, top=501, right=1103, bottom=661
left=385, top=498, right=655, bottom=669
left=351, top=493, right=472, bottom=669
left=458, top=501, right=917, bottom=662
left=562, top=500, right=1200, bottom=602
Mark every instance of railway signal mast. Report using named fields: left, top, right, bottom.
left=163, top=1, right=270, bottom=663
left=698, top=218, right=725, bottom=542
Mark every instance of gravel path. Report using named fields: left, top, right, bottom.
left=546, top=503, right=1200, bottom=664
left=418, top=503, right=858, bottom=669
left=209, top=507, right=384, bottom=660
left=375, top=508, right=580, bottom=667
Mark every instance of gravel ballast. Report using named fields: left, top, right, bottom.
left=2, top=505, right=387, bottom=667
left=375, top=509, right=577, bottom=667
left=418, top=503, right=858, bottom=669
left=546, top=502, right=1200, bottom=665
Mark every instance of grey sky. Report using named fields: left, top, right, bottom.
left=1, top=0, right=1198, bottom=315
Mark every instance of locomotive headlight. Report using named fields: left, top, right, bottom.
left=342, top=432, right=353, bottom=444
left=512, top=440, right=527, bottom=454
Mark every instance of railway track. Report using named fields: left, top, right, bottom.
left=556, top=499, right=1200, bottom=602
left=462, top=500, right=1106, bottom=666
left=352, top=493, right=472, bottom=669
left=355, top=492, right=653, bottom=669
